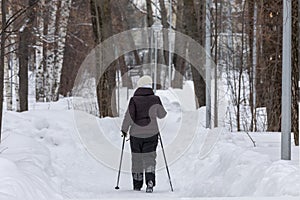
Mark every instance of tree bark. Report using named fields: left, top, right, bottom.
left=193, top=0, right=206, bottom=107
left=36, top=0, right=48, bottom=102
left=19, top=0, right=36, bottom=111
left=12, top=20, right=20, bottom=110
left=51, top=0, right=72, bottom=101
left=172, top=0, right=185, bottom=89
left=146, top=0, right=154, bottom=69
left=182, top=0, right=206, bottom=107
left=146, top=0, right=154, bottom=27
left=18, top=27, right=29, bottom=111
left=0, top=0, right=7, bottom=141
left=292, top=0, right=299, bottom=146
left=159, top=0, right=169, bottom=65
left=4, top=5, right=14, bottom=111
left=236, top=1, right=247, bottom=131
left=59, top=0, right=95, bottom=97
left=91, top=0, right=116, bottom=117
left=44, top=0, right=58, bottom=102
left=246, top=0, right=255, bottom=131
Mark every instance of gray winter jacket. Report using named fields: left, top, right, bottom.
left=121, top=87, right=167, bottom=138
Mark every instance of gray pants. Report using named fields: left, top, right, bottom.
left=130, top=134, right=158, bottom=189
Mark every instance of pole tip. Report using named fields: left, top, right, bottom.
left=115, top=186, right=120, bottom=190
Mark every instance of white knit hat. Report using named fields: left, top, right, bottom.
left=137, top=75, right=153, bottom=88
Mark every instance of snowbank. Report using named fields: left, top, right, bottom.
left=0, top=113, right=63, bottom=200
left=172, top=131, right=300, bottom=197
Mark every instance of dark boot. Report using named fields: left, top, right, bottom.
left=132, top=173, right=143, bottom=191
left=146, top=180, right=154, bottom=193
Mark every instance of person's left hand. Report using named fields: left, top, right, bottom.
left=121, top=130, right=127, bottom=138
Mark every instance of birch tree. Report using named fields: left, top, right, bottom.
left=51, top=0, right=72, bottom=101
left=4, top=4, right=12, bottom=111
left=35, top=0, right=47, bottom=102
left=5, top=0, right=28, bottom=112
left=5, top=3, right=19, bottom=111
left=43, top=0, right=59, bottom=102
left=37, top=0, right=72, bottom=102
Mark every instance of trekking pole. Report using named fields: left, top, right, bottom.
left=115, top=135, right=126, bottom=190
left=158, top=133, right=174, bottom=192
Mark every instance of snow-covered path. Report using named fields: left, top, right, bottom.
left=0, top=107, right=299, bottom=200
left=0, top=83, right=299, bottom=200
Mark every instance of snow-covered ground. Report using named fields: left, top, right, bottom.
left=0, top=85, right=299, bottom=200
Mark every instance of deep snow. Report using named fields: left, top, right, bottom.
left=0, top=86, right=299, bottom=200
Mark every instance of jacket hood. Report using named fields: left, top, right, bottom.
left=134, top=87, right=154, bottom=96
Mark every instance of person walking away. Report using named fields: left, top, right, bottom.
left=121, top=75, right=167, bottom=193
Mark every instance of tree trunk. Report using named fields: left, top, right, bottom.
left=44, top=0, right=58, bottom=102
left=255, top=1, right=265, bottom=109
left=18, top=27, right=30, bottom=112
left=236, top=1, right=247, bottom=131
left=117, top=55, right=132, bottom=88
left=51, top=0, right=72, bottom=101
left=213, top=0, right=218, bottom=127
left=35, top=0, right=45, bottom=101
left=5, top=55, right=12, bottom=111
left=13, top=40, right=20, bottom=111
left=0, top=0, right=7, bottom=141
left=172, top=0, right=185, bottom=89
left=181, top=0, right=206, bottom=107
left=146, top=0, right=154, bottom=27
left=91, top=0, right=116, bottom=117
left=193, top=0, right=206, bottom=107
left=159, top=0, right=169, bottom=65
left=4, top=32, right=12, bottom=111
left=146, top=0, right=154, bottom=69
left=36, top=0, right=48, bottom=102
left=247, top=0, right=255, bottom=131
left=292, top=0, right=299, bottom=146
left=19, top=0, right=36, bottom=111
left=59, top=0, right=95, bottom=97
left=4, top=4, right=14, bottom=111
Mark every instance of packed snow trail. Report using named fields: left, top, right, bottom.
left=0, top=84, right=299, bottom=200
left=68, top=104, right=207, bottom=198
left=0, top=104, right=222, bottom=199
